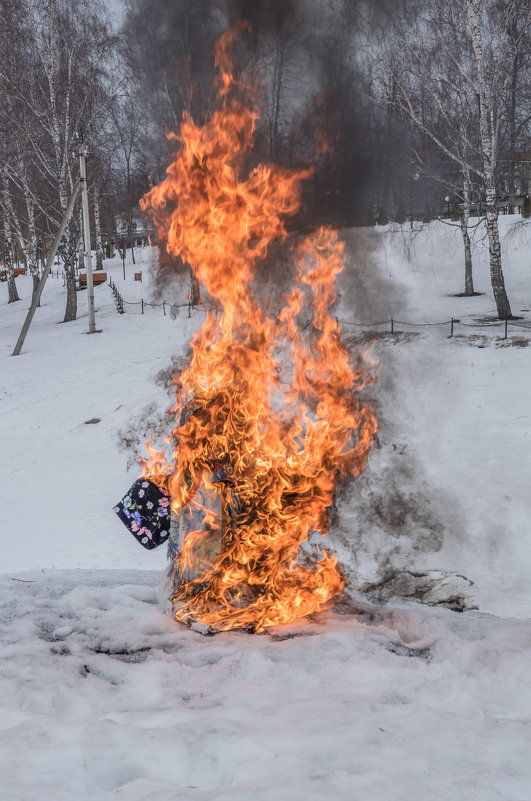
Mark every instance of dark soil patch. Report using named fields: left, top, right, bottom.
left=345, top=331, right=420, bottom=348
left=473, top=315, right=524, bottom=324
left=496, top=336, right=529, bottom=348
left=383, top=641, right=433, bottom=662
left=454, top=334, right=493, bottom=348
left=454, top=333, right=530, bottom=348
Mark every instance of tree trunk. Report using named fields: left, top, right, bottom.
left=22, top=199, right=40, bottom=306
left=78, top=209, right=84, bottom=270
left=2, top=197, right=20, bottom=303
left=461, top=221, right=474, bottom=296
left=485, top=188, right=512, bottom=318
left=62, top=204, right=79, bottom=323
left=63, top=263, right=77, bottom=322
left=29, top=237, right=40, bottom=307
left=32, top=272, right=40, bottom=304
left=5, top=244, right=20, bottom=303
left=18, top=152, right=39, bottom=300
left=1, top=174, right=20, bottom=302
left=269, top=35, right=286, bottom=163
left=58, top=173, right=78, bottom=321
left=7, top=273, right=19, bottom=303
left=507, top=20, right=519, bottom=212
left=125, top=153, right=135, bottom=265
left=461, top=167, right=474, bottom=295
left=468, top=0, right=512, bottom=319
left=93, top=186, right=104, bottom=269
left=128, top=225, right=136, bottom=265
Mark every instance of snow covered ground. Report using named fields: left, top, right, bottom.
left=1, top=218, right=530, bottom=799
left=2, top=569, right=531, bottom=801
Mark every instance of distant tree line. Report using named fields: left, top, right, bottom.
left=1, top=0, right=529, bottom=319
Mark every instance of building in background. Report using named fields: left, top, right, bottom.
left=114, top=206, right=155, bottom=247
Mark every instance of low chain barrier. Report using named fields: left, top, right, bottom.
left=339, top=315, right=531, bottom=340
left=109, top=277, right=124, bottom=313
left=108, top=277, right=216, bottom=317
left=107, top=279, right=530, bottom=340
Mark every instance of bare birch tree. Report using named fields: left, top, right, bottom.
left=496, top=0, right=530, bottom=211
left=0, top=0, right=47, bottom=304
left=369, top=0, right=528, bottom=317
left=0, top=0, right=119, bottom=321
left=467, top=0, right=513, bottom=317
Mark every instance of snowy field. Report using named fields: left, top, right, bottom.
left=1, top=218, right=530, bottom=800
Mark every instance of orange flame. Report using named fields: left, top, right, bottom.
left=140, top=28, right=377, bottom=632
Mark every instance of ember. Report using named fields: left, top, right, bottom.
left=139, top=27, right=377, bottom=633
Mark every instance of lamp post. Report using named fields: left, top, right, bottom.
left=410, top=171, right=420, bottom=229
left=121, top=235, right=125, bottom=280
left=445, top=195, right=450, bottom=217
left=78, top=133, right=96, bottom=334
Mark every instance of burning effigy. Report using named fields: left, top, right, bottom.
left=114, top=27, right=377, bottom=634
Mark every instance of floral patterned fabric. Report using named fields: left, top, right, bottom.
left=115, top=467, right=247, bottom=615
left=113, top=479, right=172, bottom=550
left=211, top=461, right=237, bottom=485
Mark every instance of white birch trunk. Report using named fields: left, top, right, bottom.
left=22, top=185, right=40, bottom=303
left=3, top=178, right=26, bottom=273
left=62, top=190, right=78, bottom=323
left=39, top=0, right=78, bottom=322
left=1, top=177, right=20, bottom=303
left=468, top=0, right=512, bottom=318
left=93, top=185, right=104, bottom=269
left=78, top=208, right=84, bottom=270
left=460, top=168, right=474, bottom=296
left=9, top=120, right=41, bottom=299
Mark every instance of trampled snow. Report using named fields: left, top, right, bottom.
left=2, top=569, right=531, bottom=801
left=1, top=218, right=530, bottom=799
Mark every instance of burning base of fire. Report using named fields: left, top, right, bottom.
left=139, top=27, right=377, bottom=634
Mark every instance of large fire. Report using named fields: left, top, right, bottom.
left=139, top=27, right=377, bottom=633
